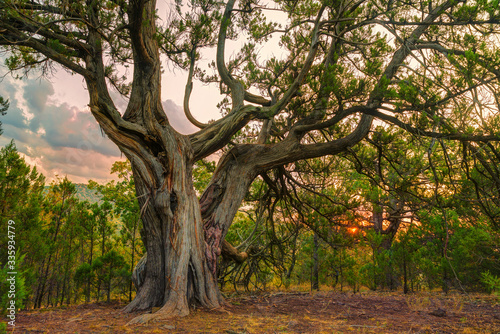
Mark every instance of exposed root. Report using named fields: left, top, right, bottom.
left=212, top=307, right=232, bottom=315
left=126, top=300, right=229, bottom=325
left=127, top=300, right=191, bottom=325
left=126, top=313, right=158, bottom=325
left=122, top=298, right=155, bottom=314
left=122, top=282, right=163, bottom=314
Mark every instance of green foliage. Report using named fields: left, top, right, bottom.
left=92, top=250, right=128, bottom=302
left=0, top=143, right=146, bottom=307
left=0, top=254, right=29, bottom=313
left=481, top=271, right=500, bottom=298
left=216, top=121, right=500, bottom=295
left=193, top=159, right=216, bottom=195
left=74, top=263, right=93, bottom=286
left=89, top=161, right=143, bottom=300
left=0, top=141, right=45, bottom=267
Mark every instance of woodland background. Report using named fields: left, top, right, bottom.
left=1, top=123, right=500, bottom=313
left=0, top=0, right=500, bottom=324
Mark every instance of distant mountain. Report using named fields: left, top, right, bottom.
left=74, top=183, right=102, bottom=203
left=45, top=183, right=102, bottom=203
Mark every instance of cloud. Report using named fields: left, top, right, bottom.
left=23, top=80, right=54, bottom=112
left=1, top=80, right=30, bottom=130
left=163, top=99, right=198, bottom=135
left=0, top=72, right=203, bottom=184
left=30, top=103, right=121, bottom=157
left=0, top=75, right=123, bottom=184
left=1, top=101, right=29, bottom=130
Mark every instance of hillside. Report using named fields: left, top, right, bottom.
left=44, top=183, right=102, bottom=203
left=74, top=183, right=102, bottom=203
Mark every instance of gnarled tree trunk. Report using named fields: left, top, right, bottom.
left=123, top=142, right=222, bottom=319
left=84, top=0, right=226, bottom=320
left=128, top=144, right=264, bottom=318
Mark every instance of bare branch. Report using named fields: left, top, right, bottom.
left=269, top=5, right=327, bottom=116
left=216, top=0, right=245, bottom=107
left=190, top=105, right=260, bottom=161
left=184, top=50, right=208, bottom=129
left=0, top=22, right=92, bottom=78
left=363, top=108, right=500, bottom=142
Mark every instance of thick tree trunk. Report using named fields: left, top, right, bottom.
left=128, top=138, right=370, bottom=319
left=123, top=136, right=223, bottom=321
left=127, top=144, right=263, bottom=321
left=199, top=146, right=259, bottom=278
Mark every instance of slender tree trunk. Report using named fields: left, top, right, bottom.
left=87, top=231, right=94, bottom=303
left=372, top=207, right=402, bottom=290
left=35, top=195, right=67, bottom=308
left=96, top=280, right=100, bottom=302
left=55, top=278, right=60, bottom=307
left=339, top=250, right=343, bottom=292
left=33, top=257, right=47, bottom=308
left=60, top=271, right=67, bottom=306
left=107, top=263, right=112, bottom=303
left=286, top=230, right=299, bottom=280
left=61, top=225, right=75, bottom=305
left=403, top=242, right=408, bottom=294
left=312, top=232, right=319, bottom=291
left=47, top=281, right=52, bottom=307
left=129, top=218, right=138, bottom=302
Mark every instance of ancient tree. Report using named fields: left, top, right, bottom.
left=1, top=0, right=499, bottom=320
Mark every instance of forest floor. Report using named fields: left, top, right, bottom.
left=8, top=290, right=500, bottom=333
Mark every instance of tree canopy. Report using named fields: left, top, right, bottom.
left=2, top=0, right=500, bottom=320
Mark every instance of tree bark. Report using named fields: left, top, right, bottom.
left=122, top=139, right=223, bottom=320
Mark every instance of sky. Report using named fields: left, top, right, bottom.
left=0, top=0, right=285, bottom=185
left=0, top=63, right=217, bottom=184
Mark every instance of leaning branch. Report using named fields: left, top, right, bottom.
left=1, top=15, right=93, bottom=55
left=412, top=43, right=500, bottom=79
left=217, top=0, right=245, bottom=107
left=268, top=5, right=326, bottom=116
left=190, top=105, right=260, bottom=161
left=12, top=1, right=84, bottom=19
left=217, top=0, right=274, bottom=108
left=0, top=22, right=92, bottom=79
left=363, top=109, right=500, bottom=142
left=251, top=0, right=459, bottom=171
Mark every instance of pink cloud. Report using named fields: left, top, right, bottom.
left=0, top=74, right=203, bottom=185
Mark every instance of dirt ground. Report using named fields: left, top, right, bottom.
left=8, top=291, right=500, bottom=333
